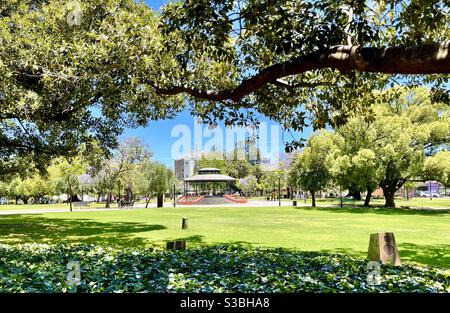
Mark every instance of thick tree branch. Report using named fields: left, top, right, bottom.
left=154, top=41, right=450, bottom=103
left=272, top=79, right=332, bottom=89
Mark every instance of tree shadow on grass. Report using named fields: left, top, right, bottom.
left=217, top=240, right=256, bottom=247
left=319, top=243, right=450, bottom=268
left=294, top=205, right=450, bottom=216
left=0, top=214, right=166, bottom=247
left=160, top=236, right=254, bottom=248
left=397, top=242, right=450, bottom=268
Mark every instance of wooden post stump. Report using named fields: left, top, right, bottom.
left=166, top=240, right=186, bottom=250
left=368, top=232, right=401, bottom=266
left=182, top=217, right=188, bottom=229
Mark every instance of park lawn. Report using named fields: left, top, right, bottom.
left=0, top=202, right=122, bottom=211
left=0, top=200, right=152, bottom=211
left=2, top=198, right=448, bottom=211
left=293, top=197, right=450, bottom=209
left=0, top=206, right=449, bottom=268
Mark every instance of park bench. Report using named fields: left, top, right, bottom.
left=73, top=201, right=90, bottom=209
left=119, top=200, right=134, bottom=209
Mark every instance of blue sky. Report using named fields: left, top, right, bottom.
left=121, top=1, right=313, bottom=168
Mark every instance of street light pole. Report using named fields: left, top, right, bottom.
left=173, top=183, right=176, bottom=207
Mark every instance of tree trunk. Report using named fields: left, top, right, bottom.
left=145, top=195, right=151, bottom=208
left=382, top=187, right=397, bottom=208
left=106, top=192, right=111, bottom=208
left=347, top=187, right=361, bottom=200
left=68, top=194, right=80, bottom=202
left=106, top=182, right=114, bottom=208
left=125, top=183, right=133, bottom=201
left=290, top=186, right=294, bottom=200
left=364, top=187, right=373, bottom=207
left=67, top=178, right=73, bottom=212
left=68, top=193, right=72, bottom=212
left=157, top=194, right=164, bottom=208
left=311, top=191, right=316, bottom=207
left=105, top=175, right=116, bottom=208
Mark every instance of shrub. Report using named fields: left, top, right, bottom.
left=0, top=244, right=449, bottom=293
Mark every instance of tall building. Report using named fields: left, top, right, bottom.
left=173, top=151, right=202, bottom=181
left=174, top=159, right=195, bottom=181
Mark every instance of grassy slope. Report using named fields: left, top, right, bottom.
left=0, top=206, right=449, bottom=267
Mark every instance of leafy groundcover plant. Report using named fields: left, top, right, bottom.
left=0, top=244, right=449, bottom=293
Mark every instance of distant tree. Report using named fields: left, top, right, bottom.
left=0, top=181, right=7, bottom=199
left=195, top=153, right=227, bottom=173
left=6, top=177, right=31, bottom=204
left=259, top=171, right=279, bottom=200
left=77, top=174, right=94, bottom=201
left=134, top=161, right=175, bottom=208
left=327, top=148, right=379, bottom=206
left=25, top=174, right=55, bottom=204
left=49, top=157, right=87, bottom=211
left=403, top=181, right=419, bottom=200
left=328, top=87, right=449, bottom=207
left=103, top=137, right=152, bottom=208
left=289, top=131, right=334, bottom=207
left=423, top=151, right=450, bottom=187
left=195, top=150, right=255, bottom=179
left=238, top=175, right=258, bottom=198
left=91, top=169, right=110, bottom=203
left=225, top=160, right=253, bottom=179
left=252, top=166, right=265, bottom=183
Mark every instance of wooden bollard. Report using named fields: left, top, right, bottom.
left=368, top=232, right=401, bottom=266
left=166, top=240, right=186, bottom=250
left=182, top=217, right=188, bottom=229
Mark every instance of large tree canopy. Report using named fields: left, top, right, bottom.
left=1, top=0, right=449, bottom=176
left=0, top=0, right=181, bottom=176
left=158, top=0, right=449, bottom=131
left=326, top=87, right=450, bottom=207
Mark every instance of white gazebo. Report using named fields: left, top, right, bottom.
left=182, top=168, right=237, bottom=195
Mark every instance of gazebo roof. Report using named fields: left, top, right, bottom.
left=184, top=174, right=236, bottom=182
left=197, top=167, right=221, bottom=173
left=184, top=166, right=236, bottom=182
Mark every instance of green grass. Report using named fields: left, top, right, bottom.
left=0, top=205, right=449, bottom=267
left=2, top=197, right=448, bottom=211
left=0, top=202, right=112, bottom=211
left=285, top=197, right=450, bottom=208
left=248, top=196, right=450, bottom=208
left=0, top=200, right=150, bottom=211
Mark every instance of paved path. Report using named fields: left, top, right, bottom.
left=0, top=200, right=448, bottom=215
